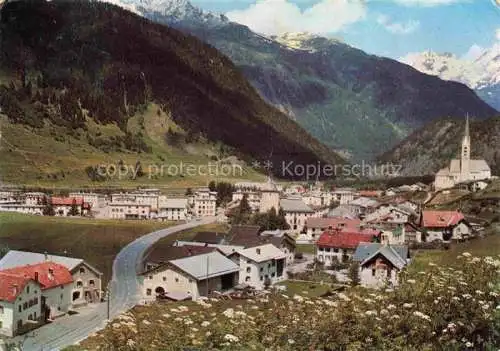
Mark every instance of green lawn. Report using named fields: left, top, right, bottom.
left=411, top=225, right=500, bottom=272
left=0, top=213, right=179, bottom=283
left=296, top=243, right=315, bottom=254
left=277, top=280, right=339, bottom=297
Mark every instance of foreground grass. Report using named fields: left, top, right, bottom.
left=0, top=213, right=179, bottom=283
left=77, top=252, right=500, bottom=350
left=411, top=225, right=500, bottom=272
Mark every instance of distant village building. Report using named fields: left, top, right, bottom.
left=157, top=198, right=188, bottom=221
left=434, top=116, right=492, bottom=190
left=353, top=243, right=409, bottom=288
left=192, top=188, right=217, bottom=217
left=316, top=230, right=377, bottom=264
left=280, top=197, right=315, bottom=234
left=300, top=217, right=361, bottom=242
left=69, top=192, right=106, bottom=209
left=420, top=210, right=472, bottom=242
left=51, top=197, right=90, bottom=216
left=332, top=188, right=356, bottom=204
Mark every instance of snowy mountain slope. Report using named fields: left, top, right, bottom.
left=401, top=45, right=500, bottom=110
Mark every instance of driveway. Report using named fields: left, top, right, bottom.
left=13, top=217, right=216, bottom=351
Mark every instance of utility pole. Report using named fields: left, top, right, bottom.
left=205, top=254, right=209, bottom=297
left=106, top=284, right=111, bottom=321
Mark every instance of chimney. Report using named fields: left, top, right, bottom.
left=44, top=251, right=48, bottom=261
left=256, top=248, right=261, bottom=255
left=48, top=268, right=54, bottom=280
left=35, top=271, right=39, bottom=282
left=12, top=284, right=18, bottom=296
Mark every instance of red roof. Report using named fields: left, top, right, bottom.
left=421, top=210, right=465, bottom=228
left=316, top=230, right=375, bottom=250
left=50, top=197, right=84, bottom=206
left=0, top=262, right=73, bottom=290
left=0, top=272, right=34, bottom=302
left=306, top=217, right=361, bottom=229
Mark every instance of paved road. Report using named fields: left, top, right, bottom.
left=17, top=217, right=216, bottom=351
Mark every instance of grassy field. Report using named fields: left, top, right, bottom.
left=0, top=213, right=180, bottom=283
left=296, top=243, right=315, bottom=254
left=0, top=104, right=265, bottom=189
left=410, top=225, right=500, bottom=272
left=278, top=280, right=339, bottom=297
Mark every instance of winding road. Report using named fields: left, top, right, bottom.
left=18, top=217, right=216, bottom=351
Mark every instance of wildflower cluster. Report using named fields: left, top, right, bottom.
left=81, top=253, right=500, bottom=350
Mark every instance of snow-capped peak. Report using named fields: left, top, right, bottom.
left=270, top=32, right=343, bottom=52
left=400, top=46, right=500, bottom=90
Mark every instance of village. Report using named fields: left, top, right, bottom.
left=0, top=120, right=498, bottom=346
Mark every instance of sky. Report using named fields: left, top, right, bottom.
left=189, top=0, right=500, bottom=60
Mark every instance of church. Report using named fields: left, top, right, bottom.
left=434, top=116, right=491, bottom=190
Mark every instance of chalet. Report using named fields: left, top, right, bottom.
left=69, top=192, right=106, bottom=209
left=420, top=210, right=472, bottom=242
left=0, top=262, right=73, bottom=320
left=140, top=251, right=239, bottom=301
left=377, top=223, right=423, bottom=245
left=316, top=230, right=377, bottom=264
left=0, top=272, right=42, bottom=337
left=0, top=251, right=103, bottom=307
left=353, top=243, right=409, bottom=288
left=230, top=244, right=287, bottom=289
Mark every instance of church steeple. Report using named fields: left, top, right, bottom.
left=460, top=114, right=471, bottom=181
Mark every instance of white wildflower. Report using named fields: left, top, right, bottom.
left=407, top=279, right=416, bottom=284
left=142, top=320, right=151, bottom=325
left=288, top=339, right=295, bottom=345
left=413, top=311, right=431, bottom=321
left=224, top=334, right=240, bottom=343
left=222, top=308, right=235, bottom=318
left=462, top=252, right=471, bottom=257
left=201, top=321, right=211, bottom=327
left=403, top=303, right=413, bottom=309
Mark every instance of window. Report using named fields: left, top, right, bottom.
left=246, top=267, right=251, bottom=273
left=175, top=277, right=179, bottom=283
left=372, top=268, right=376, bottom=277
left=146, top=289, right=152, bottom=296
left=149, top=276, right=153, bottom=280
left=260, top=267, right=263, bottom=272
left=60, top=294, right=63, bottom=300
left=0, top=306, right=3, bottom=314
left=245, top=276, right=250, bottom=282
left=260, top=276, right=264, bottom=281
left=76, top=281, right=83, bottom=288
left=26, top=286, right=30, bottom=294
left=23, top=302, right=28, bottom=310
left=89, top=280, right=95, bottom=287
left=333, top=248, right=339, bottom=253
left=79, top=267, right=85, bottom=274
left=34, top=298, right=38, bottom=305
left=162, top=277, right=167, bottom=282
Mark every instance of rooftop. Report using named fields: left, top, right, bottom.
left=169, top=251, right=239, bottom=280
left=0, top=261, right=73, bottom=290
left=0, top=272, right=34, bottom=302
left=421, top=210, right=465, bottom=228
left=316, top=230, right=376, bottom=249
left=235, top=244, right=286, bottom=263
left=280, top=198, right=314, bottom=213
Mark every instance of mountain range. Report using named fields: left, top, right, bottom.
left=401, top=47, right=500, bottom=111
left=119, top=0, right=498, bottom=161
left=0, top=0, right=344, bottom=184
left=378, top=116, right=500, bottom=176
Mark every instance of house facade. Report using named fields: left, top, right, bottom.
left=0, top=250, right=103, bottom=308
left=51, top=197, right=90, bottom=216
left=0, top=273, right=42, bottom=337
left=420, top=210, right=472, bottom=242
left=280, top=197, right=315, bottom=234
left=141, top=251, right=239, bottom=301
left=316, top=230, right=376, bottom=264
left=158, top=198, right=188, bottom=221
left=301, top=217, right=361, bottom=242
left=231, top=244, right=287, bottom=290
left=353, top=243, right=409, bottom=288
left=192, top=188, right=217, bottom=217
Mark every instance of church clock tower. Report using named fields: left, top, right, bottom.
left=460, top=115, right=471, bottom=182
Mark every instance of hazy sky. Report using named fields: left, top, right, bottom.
left=190, top=0, right=500, bottom=60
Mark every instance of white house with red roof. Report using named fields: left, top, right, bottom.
left=301, top=217, right=362, bottom=243
left=420, top=210, right=472, bottom=242
left=315, top=230, right=378, bottom=265
left=0, top=272, right=42, bottom=336
left=0, top=262, right=74, bottom=321
left=50, top=197, right=91, bottom=216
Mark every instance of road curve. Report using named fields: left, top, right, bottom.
left=21, top=217, right=216, bottom=351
